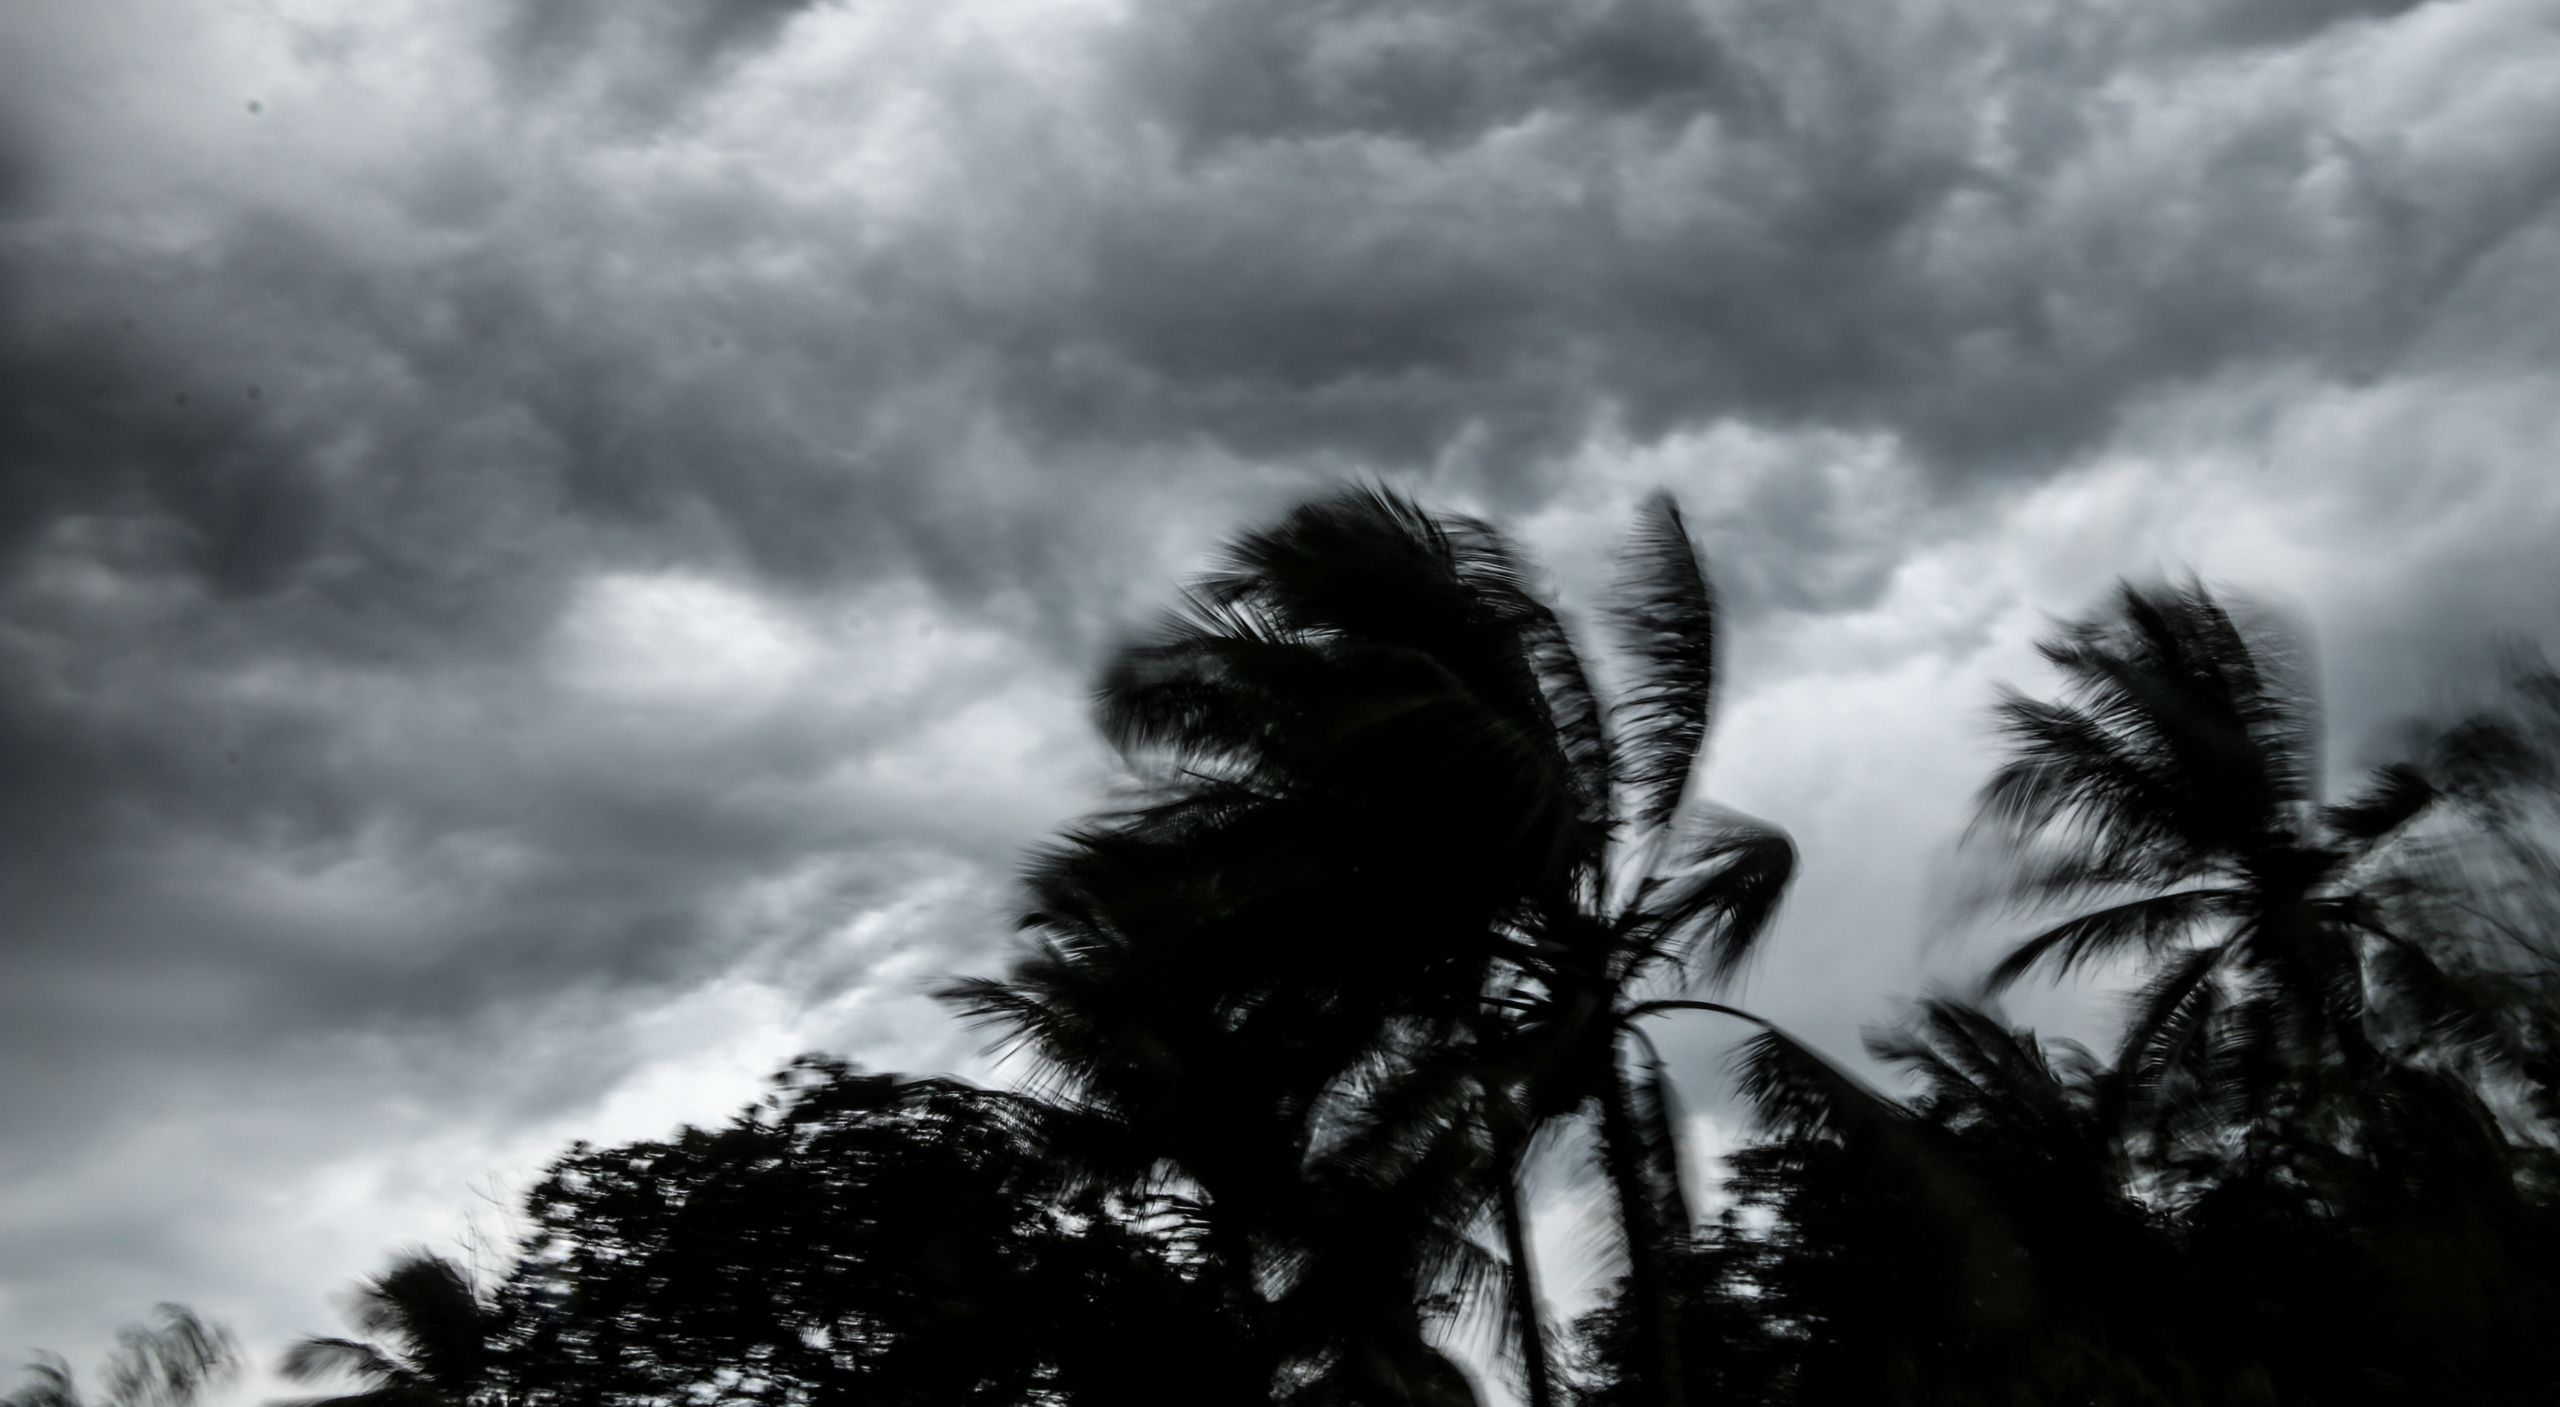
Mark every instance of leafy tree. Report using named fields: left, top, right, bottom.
left=487, top=1056, right=1232, bottom=1406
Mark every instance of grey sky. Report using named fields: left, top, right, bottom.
left=4, top=0, right=2558, bottom=1400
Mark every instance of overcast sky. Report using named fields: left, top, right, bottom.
left=5, top=0, right=2559, bottom=1399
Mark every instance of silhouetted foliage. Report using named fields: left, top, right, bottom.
left=6, top=1307, right=236, bottom=1407
left=1576, top=998, right=2560, bottom=1404
left=284, top=506, right=2560, bottom=1407
left=940, top=485, right=1798, bottom=1407
left=1572, top=581, right=2560, bottom=1405
left=480, top=1057, right=1235, bottom=1406
left=280, top=1253, right=497, bottom=1407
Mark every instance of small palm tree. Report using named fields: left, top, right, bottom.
left=5, top=1307, right=236, bottom=1407
left=1968, top=579, right=2487, bottom=1170
left=1434, top=491, right=1795, bottom=1407
left=279, top=1253, right=494, bottom=1407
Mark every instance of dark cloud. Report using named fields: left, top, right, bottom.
left=2, top=0, right=2556, bottom=1388
left=0, top=123, right=40, bottom=221
left=882, top=0, right=2560, bottom=499
left=1123, top=0, right=1743, bottom=151
left=486, top=0, right=819, bottom=125
left=15, top=0, right=2543, bottom=631
left=2189, top=0, right=2433, bottom=51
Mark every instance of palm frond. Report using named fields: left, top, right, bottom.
left=1622, top=811, right=1797, bottom=991
left=1625, top=1035, right=1695, bottom=1239
left=1608, top=491, right=1719, bottom=831
left=1517, top=602, right=1614, bottom=833
left=2427, top=711, right=2549, bottom=814
left=276, top=1340, right=404, bottom=1388
left=1972, top=693, right=2196, bottom=882
left=2356, top=923, right=2518, bottom=1068
left=2323, top=762, right=2437, bottom=850
left=1313, top=1037, right=1496, bottom=1190
left=2176, top=585, right=2323, bottom=814
left=1196, top=487, right=1564, bottom=752
left=1732, top=1025, right=1905, bottom=1143
left=98, top=1308, right=236, bottom=1407
left=1985, top=888, right=2237, bottom=989
left=2116, top=942, right=2229, bottom=1109
left=1869, top=998, right=2070, bottom=1133
left=4, top=1356, right=82, bottom=1407
left=1985, top=580, right=2324, bottom=890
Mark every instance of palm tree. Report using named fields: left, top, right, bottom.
left=1967, top=579, right=2488, bottom=1177
left=2389, top=647, right=2560, bottom=1129
left=1423, top=491, right=1796, bottom=1407
left=279, top=1253, right=494, bottom=1407
left=948, top=487, right=1590, bottom=1400
left=5, top=1307, right=236, bottom=1407
left=944, top=485, right=1796, bottom=1407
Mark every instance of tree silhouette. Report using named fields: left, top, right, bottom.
left=487, top=1056, right=1232, bottom=1406
left=947, top=486, right=1600, bottom=1400
left=258, top=512, right=2560, bottom=1405
left=2386, top=647, right=2560, bottom=1132
left=1968, top=580, right=2498, bottom=1172
left=944, top=485, right=1796, bottom=1406
left=5, top=1307, right=236, bottom=1407
left=1436, top=489, right=1796, bottom=1407
left=279, top=1253, right=497, bottom=1407
left=1577, top=987, right=2557, bottom=1404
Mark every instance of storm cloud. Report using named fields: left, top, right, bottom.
left=4, top=0, right=2557, bottom=1394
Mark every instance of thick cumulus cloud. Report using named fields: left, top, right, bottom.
left=4, top=0, right=2558, bottom=1392
left=1000, top=0, right=2560, bottom=488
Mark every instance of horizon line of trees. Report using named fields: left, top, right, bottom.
left=19, top=486, right=2560, bottom=1406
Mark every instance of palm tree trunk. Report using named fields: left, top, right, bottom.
left=1495, top=1149, right=1558, bottom=1407
left=1596, top=1049, right=1687, bottom=1407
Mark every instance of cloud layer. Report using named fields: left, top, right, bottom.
left=4, top=0, right=2557, bottom=1393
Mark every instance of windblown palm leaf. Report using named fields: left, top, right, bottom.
left=1612, top=491, right=1720, bottom=831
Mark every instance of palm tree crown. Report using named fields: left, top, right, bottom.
left=1970, top=579, right=2482, bottom=1160
left=280, top=1253, right=494, bottom=1407
left=943, top=484, right=1797, bottom=1407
